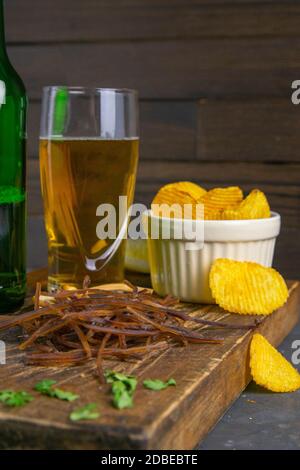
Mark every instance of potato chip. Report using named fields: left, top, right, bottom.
left=250, top=334, right=300, bottom=392
left=152, top=181, right=206, bottom=218
left=221, top=189, right=270, bottom=220
left=209, top=259, right=288, bottom=315
left=198, top=186, right=243, bottom=220
left=152, top=181, right=206, bottom=204
left=203, top=208, right=222, bottom=221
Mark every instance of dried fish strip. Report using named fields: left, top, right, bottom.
left=0, top=280, right=255, bottom=381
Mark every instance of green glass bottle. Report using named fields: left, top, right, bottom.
left=0, top=1, right=27, bottom=312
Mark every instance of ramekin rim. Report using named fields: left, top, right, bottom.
left=143, top=210, right=280, bottom=225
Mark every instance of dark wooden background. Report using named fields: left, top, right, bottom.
left=4, top=0, right=300, bottom=278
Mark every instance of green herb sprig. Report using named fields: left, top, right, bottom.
left=35, top=379, right=78, bottom=402
left=105, top=370, right=137, bottom=409
left=70, top=403, right=100, bottom=422
left=143, top=378, right=176, bottom=391
left=0, top=390, right=33, bottom=407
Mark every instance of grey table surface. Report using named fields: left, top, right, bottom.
left=27, top=218, right=300, bottom=451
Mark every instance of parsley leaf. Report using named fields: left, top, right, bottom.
left=0, top=390, right=33, bottom=407
left=143, top=378, right=176, bottom=391
left=105, top=370, right=137, bottom=394
left=105, top=370, right=137, bottom=409
left=35, top=379, right=79, bottom=402
left=51, top=388, right=79, bottom=402
left=70, top=403, right=100, bottom=422
left=111, top=381, right=133, bottom=409
left=34, top=379, right=56, bottom=394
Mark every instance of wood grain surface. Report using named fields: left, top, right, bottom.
left=6, top=1, right=300, bottom=43
left=0, top=272, right=298, bottom=450
left=7, top=39, right=300, bottom=100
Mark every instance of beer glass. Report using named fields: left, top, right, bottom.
left=39, top=87, right=139, bottom=292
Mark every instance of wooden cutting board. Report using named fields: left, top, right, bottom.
left=0, top=269, right=299, bottom=450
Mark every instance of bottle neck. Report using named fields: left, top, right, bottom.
left=0, top=1, right=7, bottom=60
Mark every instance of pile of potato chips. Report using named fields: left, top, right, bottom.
left=208, top=260, right=295, bottom=392
left=152, top=182, right=270, bottom=220
left=208, top=260, right=296, bottom=392
left=151, top=181, right=300, bottom=393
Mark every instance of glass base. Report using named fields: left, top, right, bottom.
left=47, top=279, right=80, bottom=293
left=47, top=272, right=125, bottom=293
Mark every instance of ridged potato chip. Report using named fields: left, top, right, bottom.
left=209, top=259, right=288, bottom=315
left=202, top=208, right=222, bottom=220
left=152, top=181, right=206, bottom=218
left=153, top=181, right=206, bottom=204
left=152, top=183, right=271, bottom=221
left=221, top=189, right=270, bottom=220
left=250, top=334, right=300, bottom=392
left=198, top=186, right=243, bottom=220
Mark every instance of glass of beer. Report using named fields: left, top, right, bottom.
left=39, top=87, right=139, bottom=292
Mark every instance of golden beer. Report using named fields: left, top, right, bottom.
left=39, top=138, right=139, bottom=291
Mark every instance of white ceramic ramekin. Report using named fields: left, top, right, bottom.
left=142, top=211, right=281, bottom=304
